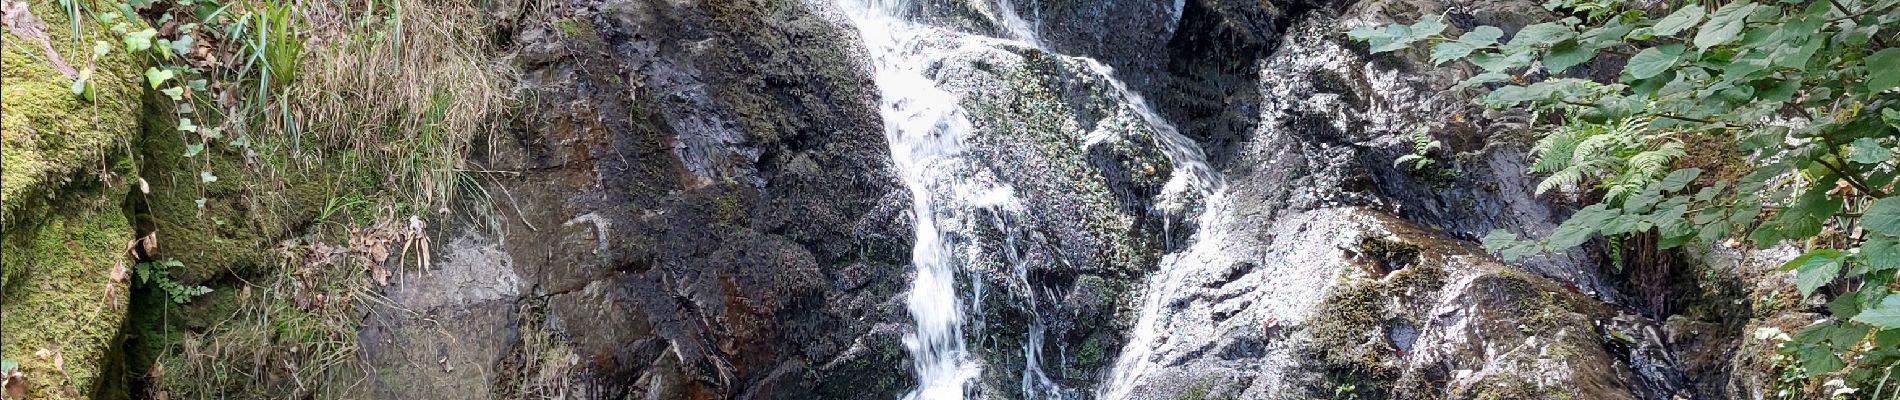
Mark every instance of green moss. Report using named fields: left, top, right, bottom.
left=0, top=2, right=149, bottom=398
left=554, top=18, right=595, bottom=39
left=1, top=0, right=145, bottom=286
left=1463, top=372, right=1572, bottom=400
left=1300, top=241, right=1452, bottom=398
left=0, top=191, right=134, bottom=400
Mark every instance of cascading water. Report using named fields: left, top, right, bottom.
left=841, top=2, right=993, bottom=398
left=841, top=0, right=1222, bottom=398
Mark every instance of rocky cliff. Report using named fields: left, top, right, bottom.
left=0, top=0, right=1810, bottom=398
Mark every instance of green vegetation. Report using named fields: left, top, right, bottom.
left=133, top=258, right=211, bottom=304
left=3, top=0, right=509, bottom=396
left=1353, top=0, right=1900, bottom=396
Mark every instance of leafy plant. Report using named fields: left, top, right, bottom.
left=136, top=258, right=212, bottom=304
left=1395, top=127, right=1443, bottom=171
left=1353, top=0, right=1900, bottom=395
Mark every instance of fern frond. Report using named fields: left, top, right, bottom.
left=1532, top=128, right=1583, bottom=173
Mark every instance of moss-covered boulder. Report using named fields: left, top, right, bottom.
left=1, top=0, right=148, bottom=397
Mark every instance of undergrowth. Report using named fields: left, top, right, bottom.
left=75, top=0, right=518, bottom=397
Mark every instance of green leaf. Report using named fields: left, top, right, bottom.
left=1543, top=40, right=1594, bottom=74
left=1849, top=138, right=1892, bottom=164
left=92, top=40, right=112, bottom=58
left=1651, top=4, right=1706, bottom=37
left=1867, top=48, right=1900, bottom=93
left=183, top=143, right=205, bottom=158
left=1482, top=229, right=1519, bottom=253
left=1409, top=15, right=1448, bottom=39
left=69, top=68, right=92, bottom=101
left=1861, top=197, right=1900, bottom=236
left=1795, top=342, right=1847, bottom=376
left=1659, top=168, right=1701, bottom=192
left=200, top=171, right=218, bottom=183
left=1456, top=72, right=1511, bottom=90
left=1431, top=41, right=1478, bottom=65
left=1547, top=204, right=1615, bottom=250
left=1508, top=22, right=1576, bottom=49
left=124, top=28, right=157, bottom=51
left=1624, top=44, right=1683, bottom=80
left=1694, top=1, right=1755, bottom=49
left=1862, top=235, right=1900, bottom=272
left=177, top=118, right=198, bottom=133
left=145, top=67, right=174, bottom=89
left=161, top=86, right=184, bottom=100
left=1885, top=108, right=1900, bottom=130
left=1783, top=248, right=1844, bottom=297
left=1458, top=26, right=1504, bottom=46
left=1854, top=296, right=1900, bottom=329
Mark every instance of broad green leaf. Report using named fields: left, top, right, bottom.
left=1791, top=339, right=1847, bottom=376
left=124, top=28, right=157, bottom=51
left=1547, top=204, right=1615, bottom=250
left=1884, top=108, right=1900, bottom=130
left=1508, top=22, right=1576, bottom=49
left=1409, top=15, right=1448, bottom=39
left=184, top=143, right=204, bottom=157
left=161, top=86, right=184, bottom=100
left=1783, top=248, right=1844, bottom=297
left=1861, top=197, right=1900, bottom=236
left=1543, top=40, right=1594, bottom=74
left=1431, top=41, right=1477, bottom=65
left=1651, top=4, right=1706, bottom=36
left=1694, top=1, right=1756, bottom=49
left=1458, top=26, right=1504, bottom=46
left=1456, top=72, right=1511, bottom=90
left=1659, top=168, right=1701, bottom=192
left=145, top=67, right=174, bottom=89
left=200, top=171, right=218, bottom=183
left=177, top=118, right=197, bottom=133
left=1471, top=49, right=1536, bottom=72
left=1848, top=138, right=1892, bottom=164
left=92, top=40, right=111, bottom=58
left=1482, top=229, right=1519, bottom=253
left=1624, top=44, right=1683, bottom=80
left=1862, top=235, right=1900, bottom=272
left=1867, top=48, right=1900, bottom=93
left=1854, top=296, right=1900, bottom=329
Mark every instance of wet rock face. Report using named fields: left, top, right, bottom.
left=351, top=0, right=914, bottom=398
left=1108, top=0, right=1711, bottom=398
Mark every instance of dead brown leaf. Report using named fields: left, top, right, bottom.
left=2, top=0, right=77, bottom=79
left=3, top=372, right=25, bottom=399
left=109, top=260, right=128, bottom=283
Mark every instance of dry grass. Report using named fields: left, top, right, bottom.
left=143, top=0, right=514, bottom=397
left=287, top=0, right=515, bottom=209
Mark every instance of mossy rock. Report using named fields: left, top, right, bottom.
left=0, top=193, right=134, bottom=400
left=2, top=0, right=146, bottom=287
left=0, top=1, right=147, bottom=398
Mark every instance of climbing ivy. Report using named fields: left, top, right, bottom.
left=134, top=258, right=211, bottom=304
left=1353, top=0, right=1898, bottom=395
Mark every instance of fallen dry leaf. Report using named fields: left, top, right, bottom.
left=2, top=0, right=78, bottom=79
left=109, top=260, right=128, bottom=283
left=3, top=374, right=24, bottom=399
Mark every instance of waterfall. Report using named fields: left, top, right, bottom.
left=840, top=0, right=1221, bottom=398
left=842, top=2, right=987, bottom=398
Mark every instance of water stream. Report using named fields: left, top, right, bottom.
left=839, top=1, right=1221, bottom=398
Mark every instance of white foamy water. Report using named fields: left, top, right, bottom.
left=839, top=0, right=1222, bottom=398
